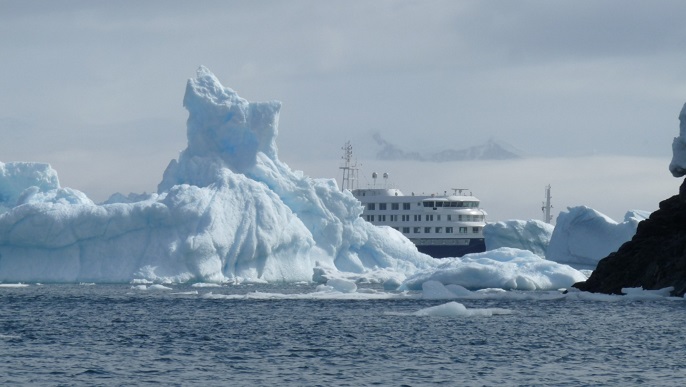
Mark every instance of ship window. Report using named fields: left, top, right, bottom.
left=390, top=215, right=397, bottom=221
left=402, top=227, right=410, bottom=233
left=456, top=202, right=464, bottom=207
left=379, top=215, right=386, bottom=222
left=446, top=227, right=454, bottom=233
left=435, top=227, right=442, bottom=233
left=403, top=203, right=411, bottom=210
left=425, top=215, right=433, bottom=221
left=402, top=215, right=410, bottom=222
left=391, top=203, right=399, bottom=210
left=447, top=215, right=452, bottom=221
left=459, top=227, right=468, bottom=234
left=424, top=227, right=431, bottom=233
left=423, top=201, right=434, bottom=208
left=436, top=215, right=441, bottom=221
left=379, top=203, right=387, bottom=210
left=367, top=203, right=375, bottom=211
left=458, top=215, right=463, bottom=221
left=414, top=215, right=421, bottom=221
left=435, top=202, right=443, bottom=207
left=414, top=227, right=421, bottom=233
left=367, top=215, right=375, bottom=222
left=472, top=227, right=480, bottom=233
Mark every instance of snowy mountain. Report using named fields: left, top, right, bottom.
left=373, top=133, right=522, bottom=161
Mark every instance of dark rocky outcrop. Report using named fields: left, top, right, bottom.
left=572, top=181, right=686, bottom=297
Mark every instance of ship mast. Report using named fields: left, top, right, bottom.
left=339, top=141, right=359, bottom=191
left=542, top=184, right=553, bottom=223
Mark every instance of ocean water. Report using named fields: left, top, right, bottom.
left=2, top=283, right=686, bottom=386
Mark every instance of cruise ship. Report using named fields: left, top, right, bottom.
left=340, top=142, right=487, bottom=258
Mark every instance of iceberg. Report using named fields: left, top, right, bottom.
left=0, top=67, right=433, bottom=283
left=483, top=219, right=553, bottom=257
left=545, top=206, right=649, bottom=270
left=669, top=103, right=686, bottom=177
left=401, top=247, right=587, bottom=291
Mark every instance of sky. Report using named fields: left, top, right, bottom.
left=1, top=0, right=685, bottom=222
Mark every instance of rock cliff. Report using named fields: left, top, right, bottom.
left=572, top=182, right=686, bottom=296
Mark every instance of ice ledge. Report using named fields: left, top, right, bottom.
left=668, top=102, right=686, bottom=177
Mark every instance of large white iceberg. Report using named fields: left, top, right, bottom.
left=0, top=67, right=589, bottom=291
left=545, top=206, right=649, bottom=270
left=483, top=219, right=553, bottom=257
left=0, top=67, right=433, bottom=283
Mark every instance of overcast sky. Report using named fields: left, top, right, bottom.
left=1, top=0, right=685, bottom=221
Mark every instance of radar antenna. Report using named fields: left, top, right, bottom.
left=542, top=184, right=553, bottom=223
left=452, top=188, right=469, bottom=195
left=339, top=141, right=359, bottom=191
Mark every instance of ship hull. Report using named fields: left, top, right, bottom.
left=414, top=238, right=486, bottom=258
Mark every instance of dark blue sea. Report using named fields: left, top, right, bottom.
left=2, top=283, right=686, bottom=386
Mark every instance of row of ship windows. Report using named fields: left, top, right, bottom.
left=365, top=214, right=484, bottom=222
left=367, top=203, right=411, bottom=211
left=366, top=202, right=479, bottom=211
left=391, top=226, right=481, bottom=234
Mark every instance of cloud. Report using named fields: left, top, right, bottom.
left=0, top=0, right=685, bottom=211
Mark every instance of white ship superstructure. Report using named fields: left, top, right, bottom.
left=352, top=187, right=487, bottom=258
left=339, top=142, right=487, bottom=258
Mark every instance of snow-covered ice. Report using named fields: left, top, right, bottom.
left=483, top=219, right=553, bottom=257
left=401, top=247, right=588, bottom=291
left=0, top=67, right=432, bottom=284
left=545, top=206, right=649, bottom=270
left=409, top=302, right=512, bottom=317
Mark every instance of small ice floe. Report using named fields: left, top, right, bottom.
left=563, top=286, right=686, bottom=301
left=0, top=283, right=29, bottom=288
left=422, top=280, right=472, bottom=299
left=148, top=284, right=173, bottom=291
left=314, top=278, right=357, bottom=294
left=131, top=284, right=173, bottom=291
left=621, top=286, right=674, bottom=299
left=130, top=278, right=153, bottom=285
left=131, top=285, right=148, bottom=291
left=412, top=301, right=512, bottom=317
left=191, top=283, right=222, bottom=288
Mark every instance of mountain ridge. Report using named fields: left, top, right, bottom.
left=373, top=133, right=522, bottom=162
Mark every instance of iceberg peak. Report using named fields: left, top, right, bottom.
left=161, top=66, right=282, bottom=191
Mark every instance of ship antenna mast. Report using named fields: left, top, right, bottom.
left=542, top=184, right=553, bottom=223
left=339, top=141, right=359, bottom=191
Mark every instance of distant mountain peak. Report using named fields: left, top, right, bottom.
left=373, top=134, right=522, bottom=162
